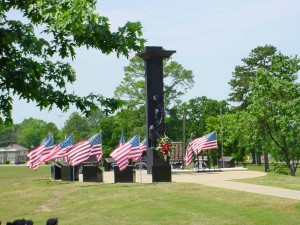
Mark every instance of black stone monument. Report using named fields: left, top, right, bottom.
left=137, top=46, right=175, bottom=181
left=114, top=165, right=136, bottom=183
left=60, top=161, right=78, bottom=181
left=104, top=157, right=116, bottom=171
left=152, top=165, right=172, bottom=182
left=51, top=162, right=61, bottom=180
left=78, top=162, right=103, bottom=182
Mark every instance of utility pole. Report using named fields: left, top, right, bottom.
left=220, top=108, right=224, bottom=168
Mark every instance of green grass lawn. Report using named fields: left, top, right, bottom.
left=234, top=164, right=300, bottom=191
left=1, top=165, right=300, bottom=225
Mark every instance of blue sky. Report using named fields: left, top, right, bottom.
left=12, top=0, right=300, bottom=128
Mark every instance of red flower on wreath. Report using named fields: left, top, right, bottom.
left=156, top=134, right=174, bottom=162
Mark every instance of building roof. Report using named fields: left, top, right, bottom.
left=0, top=149, right=18, bottom=152
left=5, top=144, right=28, bottom=151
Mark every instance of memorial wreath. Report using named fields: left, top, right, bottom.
left=156, top=134, right=174, bottom=162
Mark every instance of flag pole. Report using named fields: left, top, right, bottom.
left=215, top=131, right=219, bottom=171
left=190, top=133, right=193, bottom=170
left=139, top=134, right=143, bottom=184
left=182, top=110, right=186, bottom=170
left=50, top=133, right=53, bottom=179
left=71, top=132, right=75, bottom=181
left=99, top=131, right=103, bottom=176
left=197, top=149, right=199, bottom=171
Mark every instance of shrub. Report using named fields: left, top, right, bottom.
left=269, top=162, right=289, bottom=175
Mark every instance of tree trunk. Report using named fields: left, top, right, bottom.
left=283, top=148, right=295, bottom=176
left=264, top=151, right=269, bottom=172
left=289, top=164, right=296, bottom=176
left=257, top=152, right=262, bottom=165
left=251, top=151, right=256, bottom=164
left=290, top=159, right=297, bottom=176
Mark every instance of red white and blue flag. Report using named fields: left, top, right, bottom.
left=184, top=134, right=194, bottom=166
left=66, top=133, right=102, bottom=166
left=40, top=134, right=73, bottom=162
left=89, top=133, right=103, bottom=162
left=110, top=134, right=139, bottom=172
left=129, top=138, right=147, bottom=161
left=191, top=131, right=218, bottom=152
left=118, top=132, right=125, bottom=147
left=26, top=134, right=55, bottom=170
left=184, top=131, right=218, bottom=165
left=139, top=138, right=147, bottom=153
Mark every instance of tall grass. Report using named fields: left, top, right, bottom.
left=1, top=166, right=300, bottom=225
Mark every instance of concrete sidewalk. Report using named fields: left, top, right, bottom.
left=103, top=169, right=300, bottom=200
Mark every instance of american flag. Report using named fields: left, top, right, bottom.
left=26, top=134, right=55, bottom=170
left=66, top=133, right=102, bottom=166
left=89, top=133, right=102, bottom=161
left=184, top=135, right=194, bottom=166
left=110, top=134, right=139, bottom=172
left=40, top=134, right=73, bottom=162
left=191, top=131, right=218, bottom=154
left=129, top=137, right=147, bottom=161
left=139, top=138, right=147, bottom=153
left=119, top=132, right=125, bottom=147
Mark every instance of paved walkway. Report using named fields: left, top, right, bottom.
left=103, top=169, right=300, bottom=201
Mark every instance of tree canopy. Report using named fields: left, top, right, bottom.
left=228, top=45, right=277, bottom=109
left=181, top=96, right=229, bottom=137
left=114, top=56, right=194, bottom=110
left=246, top=53, right=300, bottom=175
left=0, top=123, right=16, bottom=147
left=0, top=1, right=145, bottom=124
left=16, top=118, right=59, bottom=148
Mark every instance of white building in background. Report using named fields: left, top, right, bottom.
left=0, top=144, right=29, bottom=164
